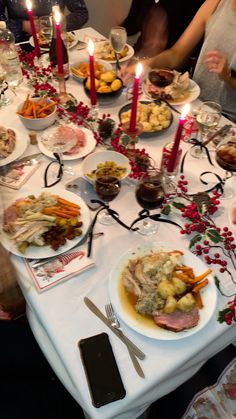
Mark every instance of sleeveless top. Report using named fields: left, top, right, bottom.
left=193, top=0, right=236, bottom=122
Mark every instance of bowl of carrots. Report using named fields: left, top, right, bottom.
left=17, top=96, right=57, bottom=131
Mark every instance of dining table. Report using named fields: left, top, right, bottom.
left=1, top=26, right=236, bottom=419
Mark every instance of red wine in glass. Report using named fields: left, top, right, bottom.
left=136, top=180, right=165, bottom=210
left=94, top=171, right=121, bottom=224
left=135, top=171, right=165, bottom=235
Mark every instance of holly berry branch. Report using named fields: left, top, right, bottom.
left=161, top=175, right=236, bottom=326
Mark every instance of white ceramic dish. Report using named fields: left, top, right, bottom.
left=70, top=57, right=113, bottom=82
left=109, top=242, right=217, bottom=340
left=1, top=188, right=90, bottom=259
left=29, top=31, right=79, bottom=51
left=143, top=79, right=200, bottom=106
left=38, top=124, right=96, bottom=160
left=0, top=128, right=28, bottom=167
left=17, top=98, right=57, bottom=131
left=93, top=42, right=134, bottom=64
left=82, top=150, right=131, bottom=183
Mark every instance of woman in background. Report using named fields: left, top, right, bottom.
left=0, top=0, right=88, bottom=43
left=122, top=0, right=205, bottom=59
left=122, top=0, right=236, bottom=123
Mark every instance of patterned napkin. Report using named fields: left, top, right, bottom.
left=24, top=245, right=95, bottom=292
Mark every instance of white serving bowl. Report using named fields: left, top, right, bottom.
left=17, top=97, right=57, bottom=131
left=82, top=150, right=131, bottom=183
left=70, top=57, right=112, bottom=82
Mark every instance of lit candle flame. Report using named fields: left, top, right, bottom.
left=135, top=62, right=142, bottom=78
left=54, top=9, right=61, bottom=25
left=26, top=0, right=32, bottom=11
left=87, top=39, right=94, bottom=56
left=181, top=104, right=190, bottom=120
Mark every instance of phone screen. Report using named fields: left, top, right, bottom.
left=66, top=177, right=101, bottom=210
left=78, top=332, right=126, bottom=407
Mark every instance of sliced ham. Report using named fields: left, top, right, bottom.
left=153, top=306, right=199, bottom=332
left=63, top=128, right=86, bottom=155
left=231, top=207, right=236, bottom=224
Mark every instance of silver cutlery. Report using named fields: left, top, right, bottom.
left=84, top=297, right=145, bottom=360
left=105, top=303, right=145, bottom=378
left=202, top=124, right=232, bottom=147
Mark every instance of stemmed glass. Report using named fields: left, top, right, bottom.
left=190, top=101, right=222, bottom=159
left=135, top=170, right=165, bottom=235
left=0, top=65, right=10, bottom=107
left=94, top=168, right=121, bottom=225
left=38, top=16, right=53, bottom=49
left=41, top=127, right=77, bottom=182
left=215, top=136, right=236, bottom=199
left=109, top=26, right=127, bottom=71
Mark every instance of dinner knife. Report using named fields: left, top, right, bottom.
left=84, top=297, right=145, bottom=360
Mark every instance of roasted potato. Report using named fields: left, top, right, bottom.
left=100, top=71, right=116, bottom=83
left=177, top=293, right=195, bottom=312
left=157, top=280, right=176, bottom=299
left=172, top=277, right=187, bottom=295
left=164, top=296, right=177, bottom=314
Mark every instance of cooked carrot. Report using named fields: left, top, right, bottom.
left=57, top=208, right=80, bottom=217
left=192, top=278, right=209, bottom=293
left=53, top=210, right=74, bottom=219
left=194, top=291, right=203, bottom=309
left=32, top=101, right=37, bottom=119
left=24, top=103, right=33, bottom=116
left=191, top=268, right=212, bottom=284
left=22, top=94, right=30, bottom=112
left=57, top=198, right=80, bottom=209
left=38, top=102, right=55, bottom=114
left=173, top=272, right=193, bottom=281
left=42, top=207, right=60, bottom=215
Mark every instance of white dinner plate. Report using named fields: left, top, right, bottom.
left=109, top=242, right=217, bottom=340
left=93, top=42, right=134, bottom=64
left=1, top=188, right=90, bottom=259
left=228, top=200, right=236, bottom=232
left=29, top=31, right=79, bottom=51
left=0, top=128, right=28, bottom=167
left=38, top=124, right=96, bottom=160
left=143, top=79, right=200, bottom=106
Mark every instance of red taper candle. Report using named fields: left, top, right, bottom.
left=129, top=62, right=142, bottom=131
left=167, top=104, right=190, bottom=172
left=54, top=9, right=64, bottom=75
left=87, top=40, right=97, bottom=106
left=26, top=0, right=40, bottom=57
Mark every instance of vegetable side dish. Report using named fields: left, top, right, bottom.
left=121, top=250, right=211, bottom=332
left=86, top=161, right=127, bottom=180
left=120, top=102, right=172, bottom=132
left=17, top=96, right=56, bottom=119
left=3, top=193, right=83, bottom=254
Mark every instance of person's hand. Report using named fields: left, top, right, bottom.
left=22, top=18, right=39, bottom=35
left=204, top=50, right=229, bottom=81
left=120, top=57, right=150, bottom=85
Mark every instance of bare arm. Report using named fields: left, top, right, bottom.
left=149, top=0, right=220, bottom=69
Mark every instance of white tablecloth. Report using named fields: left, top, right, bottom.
left=1, top=27, right=236, bottom=419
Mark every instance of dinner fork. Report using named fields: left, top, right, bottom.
left=105, top=303, right=145, bottom=378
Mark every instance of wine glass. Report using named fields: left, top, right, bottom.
left=109, top=26, right=127, bottom=71
left=0, top=65, right=11, bottom=107
left=38, top=16, right=53, bottom=48
left=215, top=136, right=236, bottom=199
left=41, top=126, right=77, bottom=182
left=94, top=168, right=121, bottom=225
left=135, top=170, right=165, bottom=235
left=190, top=101, right=222, bottom=159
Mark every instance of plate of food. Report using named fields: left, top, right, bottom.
left=0, top=126, right=28, bottom=167
left=38, top=123, right=96, bottom=160
left=143, top=69, right=200, bottom=105
left=109, top=242, right=217, bottom=340
left=29, top=31, right=79, bottom=51
left=1, top=188, right=90, bottom=259
left=71, top=57, right=113, bottom=82
left=82, top=150, right=131, bottom=183
left=94, top=40, right=134, bottom=63
left=119, top=100, right=173, bottom=138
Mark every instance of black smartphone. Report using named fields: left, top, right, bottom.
left=65, top=177, right=101, bottom=211
left=78, top=332, right=126, bottom=408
